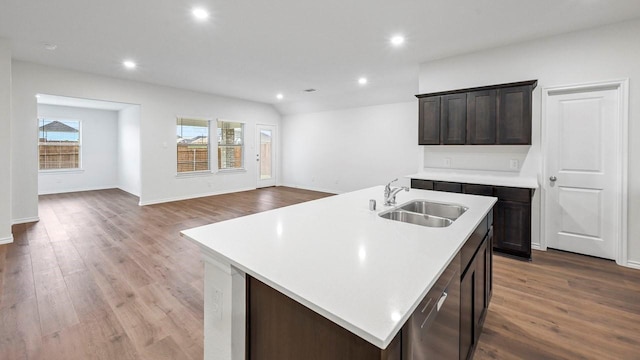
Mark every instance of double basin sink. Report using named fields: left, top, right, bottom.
left=379, top=200, right=467, bottom=228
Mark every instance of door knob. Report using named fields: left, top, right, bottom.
left=549, top=176, right=557, bottom=182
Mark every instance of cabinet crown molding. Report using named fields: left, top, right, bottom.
left=416, top=80, right=538, bottom=98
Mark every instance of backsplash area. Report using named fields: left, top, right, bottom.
left=422, top=145, right=538, bottom=175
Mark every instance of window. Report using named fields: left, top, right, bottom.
left=38, top=118, right=81, bottom=170
left=177, top=118, right=210, bottom=173
left=217, top=120, right=244, bottom=170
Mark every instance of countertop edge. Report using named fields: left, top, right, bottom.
left=407, top=171, right=539, bottom=189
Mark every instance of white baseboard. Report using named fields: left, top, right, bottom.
left=139, top=187, right=256, bottom=206
left=12, top=216, right=40, bottom=225
left=38, top=185, right=118, bottom=195
left=625, top=260, right=640, bottom=270
left=0, top=235, right=14, bottom=245
left=531, top=243, right=544, bottom=251
left=278, top=183, right=340, bottom=195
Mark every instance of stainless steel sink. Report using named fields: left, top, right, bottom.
left=378, top=200, right=467, bottom=228
left=379, top=210, right=453, bottom=227
left=398, top=200, right=467, bottom=220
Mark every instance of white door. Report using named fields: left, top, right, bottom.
left=256, top=125, right=276, bottom=188
left=545, top=86, right=620, bottom=259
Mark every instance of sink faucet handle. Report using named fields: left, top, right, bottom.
left=384, top=178, right=397, bottom=196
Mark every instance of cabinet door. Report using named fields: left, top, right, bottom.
left=418, top=96, right=441, bottom=145
left=460, top=265, right=474, bottom=360
left=474, top=238, right=487, bottom=336
left=441, top=94, right=467, bottom=144
left=486, top=226, right=493, bottom=302
left=497, top=85, right=532, bottom=144
left=494, top=200, right=531, bottom=258
left=467, top=90, right=497, bottom=144
left=434, top=181, right=462, bottom=193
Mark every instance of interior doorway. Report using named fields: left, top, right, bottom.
left=542, top=80, right=628, bottom=265
left=36, top=94, right=141, bottom=197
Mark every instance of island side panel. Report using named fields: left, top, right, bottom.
left=201, top=251, right=246, bottom=360
left=247, top=276, right=401, bottom=360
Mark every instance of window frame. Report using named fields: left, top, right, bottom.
left=216, top=119, right=246, bottom=173
left=176, top=117, right=213, bottom=176
left=37, top=117, right=83, bottom=172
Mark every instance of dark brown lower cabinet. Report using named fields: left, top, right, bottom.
left=248, top=276, right=401, bottom=360
left=412, top=179, right=532, bottom=260
left=494, top=199, right=531, bottom=258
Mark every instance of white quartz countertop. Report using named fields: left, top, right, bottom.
left=409, top=168, right=539, bottom=189
left=181, top=186, right=496, bottom=349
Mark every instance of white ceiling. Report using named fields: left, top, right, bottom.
left=2, top=0, right=640, bottom=115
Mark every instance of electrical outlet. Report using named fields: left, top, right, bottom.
left=509, top=159, right=519, bottom=170
left=444, top=158, right=451, bottom=168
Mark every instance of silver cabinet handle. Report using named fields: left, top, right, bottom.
left=549, top=176, right=557, bottom=182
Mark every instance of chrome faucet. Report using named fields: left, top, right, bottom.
left=384, top=179, right=409, bottom=206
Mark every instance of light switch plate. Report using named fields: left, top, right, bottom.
left=444, top=158, right=451, bottom=168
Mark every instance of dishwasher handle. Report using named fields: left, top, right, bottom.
left=420, top=290, right=449, bottom=329
left=436, top=291, right=448, bottom=312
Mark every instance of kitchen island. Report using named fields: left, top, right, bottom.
left=181, top=186, right=496, bottom=359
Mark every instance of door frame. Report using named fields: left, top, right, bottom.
left=255, top=124, right=277, bottom=188
left=540, top=79, right=629, bottom=266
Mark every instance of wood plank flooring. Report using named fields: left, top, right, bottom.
left=0, top=187, right=638, bottom=359
left=0, top=187, right=331, bottom=360
left=475, top=250, right=640, bottom=360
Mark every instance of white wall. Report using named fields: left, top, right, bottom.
left=418, top=19, right=640, bottom=264
left=0, top=39, right=12, bottom=242
left=11, top=61, right=281, bottom=221
left=118, top=105, right=141, bottom=197
left=37, top=104, right=118, bottom=195
left=282, top=101, right=418, bottom=193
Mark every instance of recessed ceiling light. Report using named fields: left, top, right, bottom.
left=44, top=43, right=57, bottom=51
left=390, top=35, right=405, bottom=46
left=123, top=60, right=137, bottom=69
left=192, top=7, right=210, bottom=20
left=276, top=93, right=284, bottom=100
left=358, top=77, right=368, bottom=85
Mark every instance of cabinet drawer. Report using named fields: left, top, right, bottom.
left=463, top=184, right=494, bottom=196
left=411, top=179, right=434, bottom=190
left=434, top=181, right=462, bottom=193
left=495, top=187, right=531, bottom=203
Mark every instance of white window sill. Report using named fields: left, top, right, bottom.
left=176, top=171, right=214, bottom=178
left=217, top=168, right=246, bottom=174
left=39, top=169, right=84, bottom=175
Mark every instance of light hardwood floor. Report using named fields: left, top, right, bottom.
left=0, top=187, right=638, bottom=359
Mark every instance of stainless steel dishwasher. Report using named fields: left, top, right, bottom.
left=402, top=255, right=460, bottom=359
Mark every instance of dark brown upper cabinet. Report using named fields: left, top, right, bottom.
left=467, top=90, right=497, bottom=144
left=416, top=80, right=537, bottom=146
left=497, top=85, right=533, bottom=144
left=418, top=96, right=441, bottom=145
left=441, top=93, right=467, bottom=144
